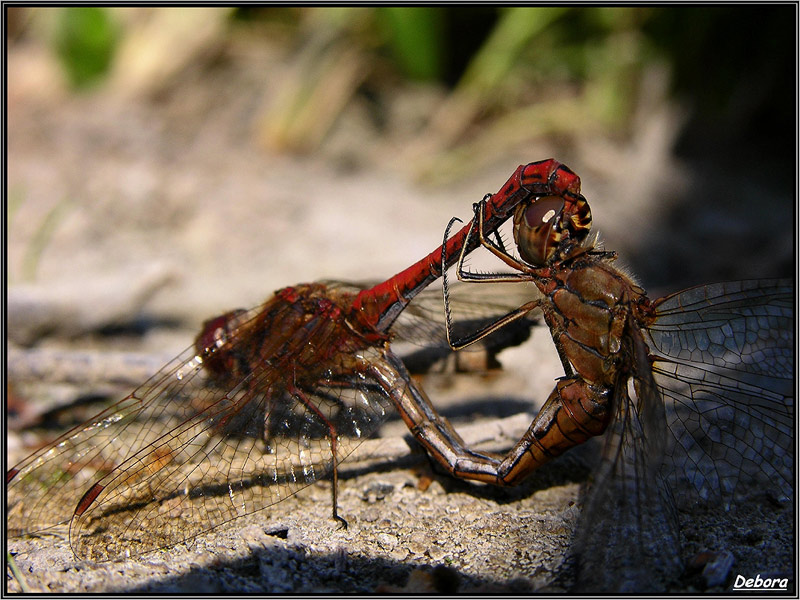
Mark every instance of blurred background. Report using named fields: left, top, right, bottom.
left=6, top=5, right=796, bottom=393
left=5, top=5, right=795, bottom=374
left=8, top=6, right=795, bottom=336
left=5, top=7, right=796, bottom=591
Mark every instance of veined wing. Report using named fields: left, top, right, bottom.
left=8, top=299, right=395, bottom=561
left=65, top=344, right=404, bottom=561
left=8, top=279, right=541, bottom=561
left=573, top=315, right=681, bottom=592
left=644, top=279, right=793, bottom=506
left=7, top=340, right=216, bottom=540
left=326, top=279, right=540, bottom=357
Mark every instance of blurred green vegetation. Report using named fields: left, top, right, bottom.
left=11, top=6, right=794, bottom=168
left=53, top=7, right=119, bottom=89
left=376, top=7, right=445, bottom=81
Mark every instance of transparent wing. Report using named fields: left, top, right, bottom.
left=7, top=279, right=541, bottom=561
left=66, top=346, right=399, bottom=561
left=644, top=279, right=793, bottom=506
left=398, top=281, right=541, bottom=346
left=7, top=281, right=539, bottom=434
left=8, top=291, right=398, bottom=561
left=325, top=279, right=540, bottom=354
left=573, top=319, right=681, bottom=592
left=7, top=342, right=214, bottom=539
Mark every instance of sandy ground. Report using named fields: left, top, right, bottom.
left=5, top=31, right=795, bottom=594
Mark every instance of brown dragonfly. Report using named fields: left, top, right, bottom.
left=6, top=159, right=579, bottom=563
left=438, top=184, right=793, bottom=591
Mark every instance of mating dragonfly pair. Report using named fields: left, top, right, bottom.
left=7, top=160, right=793, bottom=591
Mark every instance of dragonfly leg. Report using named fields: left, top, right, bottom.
left=467, top=196, right=532, bottom=274
left=445, top=202, right=531, bottom=285
left=440, top=209, right=543, bottom=350
left=289, top=383, right=348, bottom=529
left=444, top=298, right=543, bottom=350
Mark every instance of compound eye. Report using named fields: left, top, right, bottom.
left=524, top=196, right=564, bottom=229
left=195, top=308, right=248, bottom=381
left=513, top=196, right=565, bottom=266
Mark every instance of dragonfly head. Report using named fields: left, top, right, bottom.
left=512, top=193, right=592, bottom=266
left=195, top=308, right=249, bottom=381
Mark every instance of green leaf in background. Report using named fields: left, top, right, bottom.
left=458, top=6, right=568, bottom=94
left=54, top=7, right=118, bottom=90
left=377, top=7, right=444, bottom=81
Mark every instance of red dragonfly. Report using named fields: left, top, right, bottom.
left=438, top=185, right=794, bottom=590
left=7, top=159, right=583, bottom=562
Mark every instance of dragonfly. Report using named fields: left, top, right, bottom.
left=437, top=182, right=794, bottom=591
left=6, top=159, right=583, bottom=563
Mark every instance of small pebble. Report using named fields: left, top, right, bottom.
left=702, top=550, right=735, bottom=588
left=428, top=545, right=446, bottom=561
left=377, top=533, right=397, bottom=550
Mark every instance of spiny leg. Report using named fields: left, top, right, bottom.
left=441, top=206, right=542, bottom=350
left=464, top=196, right=533, bottom=275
